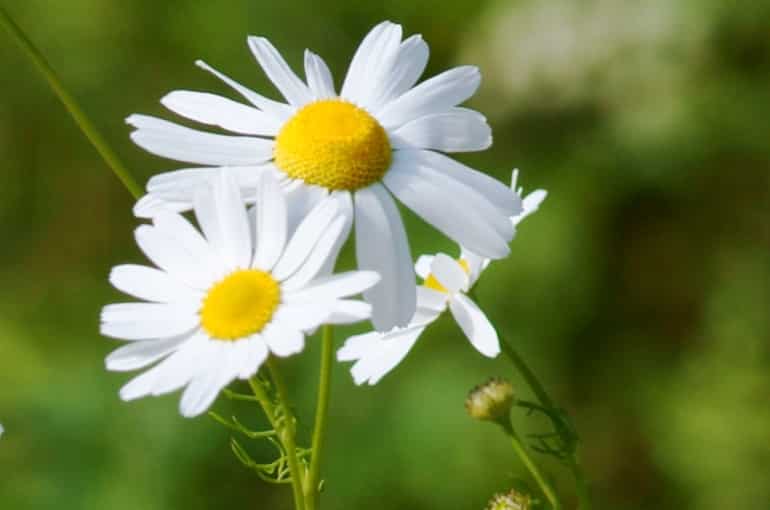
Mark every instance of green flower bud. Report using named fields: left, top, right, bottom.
left=486, top=489, right=531, bottom=510
left=465, top=377, right=515, bottom=423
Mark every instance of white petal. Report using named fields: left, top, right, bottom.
left=127, top=114, right=274, bottom=166
left=459, top=247, right=489, bottom=286
left=284, top=181, right=329, bottom=238
left=376, top=66, right=481, bottom=129
left=281, top=215, right=347, bottom=291
left=304, top=50, right=336, bottom=99
left=100, top=303, right=199, bottom=340
left=341, top=21, right=402, bottom=105
left=179, top=356, right=235, bottom=417
left=237, top=336, right=269, bottom=379
left=414, top=255, right=435, bottom=279
left=315, top=191, right=353, bottom=277
left=390, top=107, right=491, bottom=152
left=134, top=224, right=215, bottom=288
left=161, top=90, right=281, bottom=135
left=271, top=197, right=339, bottom=280
left=133, top=194, right=192, bottom=219
left=284, top=271, right=380, bottom=303
left=383, top=154, right=512, bottom=259
left=377, top=34, right=429, bottom=106
left=263, top=321, right=305, bottom=357
left=248, top=36, right=313, bottom=106
left=515, top=190, right=548, bottom=227
left=109, top=264, right=200, bottom=303
left=338, top=325, right=427, bottom=385
left=252, top=172, right=288, bottom=271
left=430, top=253, right=469, bottom=294
left=449, top=293, right=499, bottom=358
left=343, top=22, right=403, bottom=109
left=195, top=59, right=294, bottom=121
left=272, top=303, right=333, bottom=332
left=353, top=184, right=416, bottom=330
left=416, top=286, right=448, bottom=312
left=414, top=150, right=519, bottom=216
left=152, top=211, right=222, bottom=276
left=105, top=334, right=192, bottom=372
left=212, top=172, right=253, bottom=269
left=327, top=299, right=372, bottom=324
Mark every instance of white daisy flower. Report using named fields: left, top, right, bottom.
left=337, top=173, right=546, bottom=385
left=128, top=20, right=519, bottom=331
left=101, top=172, right=379, bottom=417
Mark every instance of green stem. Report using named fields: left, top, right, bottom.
left=304, top=325, right=334, bottom=510
left=569, top=455, right=592, bottom=510
left=266, top=358, right=306, bottom=510
left=501, top=421, right=561, bottom=510
left=498, top=330, right=555, bottom=409
left=0, top=6, right=141, bottom=199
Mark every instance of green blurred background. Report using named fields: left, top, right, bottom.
left=1, top=1, right=768, bottom=508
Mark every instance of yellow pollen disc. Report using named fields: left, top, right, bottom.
left=423, top=259, right=471, bottom=293
left=200, top=269, right=281, bottom=341
left=274, top=99, right=392, bottom=190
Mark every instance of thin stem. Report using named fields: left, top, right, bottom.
left=0, top=6, right=141, bottom=199
left=501, top=421, right=561, bottom=510
left=569, top=455, right=592, bottom=510
left=266, top=358, right=306, bottom=510
left=304, top=325, right=334, bottom=510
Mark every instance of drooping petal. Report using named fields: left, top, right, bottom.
left=161, top=90, right=281, bottom=135
left=248, top=36, right=313, bottom=106
left=449, top=293, right=499, bottom=357
left=304, top=50, right=336, bottom=99
left=376, top=66, right=481, bottom=129
left=353, top=184, right=416, bottom=330
left=195, top=59, right=294, bottom=121
left=390, top=107, right=491, bottom=152
left=127, top=114, right=274, bottom=166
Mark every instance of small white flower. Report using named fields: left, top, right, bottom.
left=338, top=172, right=546, bottom=385
left=101, top=172, right=379, bottom=417
left=127, top=20, right=518, bottom=331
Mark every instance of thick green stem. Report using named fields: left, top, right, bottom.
left=266, top=358, right=306, bottom=510
left=0, top=6, right=141, bottom=199
left=501, top=420, right=561, bottom=510
left=304, top=325, right=334, bottom=510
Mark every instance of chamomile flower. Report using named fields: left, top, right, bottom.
left=337, top=172, right=546, bottom=385
left=128, top=20, right=518, bottom=331
left=101, top=172, right=379, bottom=417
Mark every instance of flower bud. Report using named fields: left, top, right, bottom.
left=465, top=377, right=515, bottom=423
left=486, top=489, right=531, bottom=510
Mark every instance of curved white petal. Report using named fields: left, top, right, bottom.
left=315, top=191, right=353, bottom=277
left=353, top=184, right=416, bottom=330
left=237, top=336, right=269, bottom=379
left=263, top=321, right=305, bottom=357
left=383, top=154, right=512, bottom=259
left=284, top=271, right=380, bottom=303
left=127, top=114, right=274, bottom=166
left=195, top=59, right=294, bottom=121
left=327, top=299, right=372, bottom=324
left=416, top=286, right=448, bottom=311
left=100, top=303, right=199, bottom=340
left=133, top=194, right=192, bottom=219
left=430, top=253, right=469, bottom=294
left=377, top=34, right=429, bottom=106
left=161, top=90, right=281, bottom=135
left=390, top=107, right=491, bottom=152
left=248, top=36, right=313, bottom=106
left=338, top=324, right=427, bottom=385
left=283, top=181, right=329, bottom=238
left=272, top=303, right=333, bottom=332
left=414, top=255, right=435, bottom=279
left=134, top=225, right=216, bottom=289
left=516, top=190, right=548, bottom=227
left=105, top=333, right=193, bottom=372
left=252, top=172, right=288, bottom=271
left=281, top=215, right=347, bottom=291
left=179, top=350, right=236, bottom=417
left=449, top=293, right=499, bottom=357
left=272, top=197, right=339, bottom=280
left=459, top=247, right=489, bottom=286
left=109, top=264, right=200, bottom=304
left=341, top=21, right=402, bottom=106
left=376, top=66, right=481, bottom=129
left=304, top=50, right=336, bottom=99
left=152, top=211, right=222, bottom=275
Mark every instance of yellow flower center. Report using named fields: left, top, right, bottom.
left=423, top=259, right=471, bottom=293
left=274, top=99, right=392, bottom=190
left=200, top=269, right=281, bottom=341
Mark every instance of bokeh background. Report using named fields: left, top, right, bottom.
left=1, top=1, right=769, bottom=509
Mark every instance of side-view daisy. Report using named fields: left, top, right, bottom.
left=101, top=172, right=379, bottom=417
left=337, top=172, right=546, bottom=385
left=128, top=20, right=518, bottom=331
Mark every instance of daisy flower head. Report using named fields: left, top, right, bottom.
left=128, top=20, right=519, bottom=331
left=337, top=172, right=546, bottom=385
left=101, top=171, right=379, bottom=417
